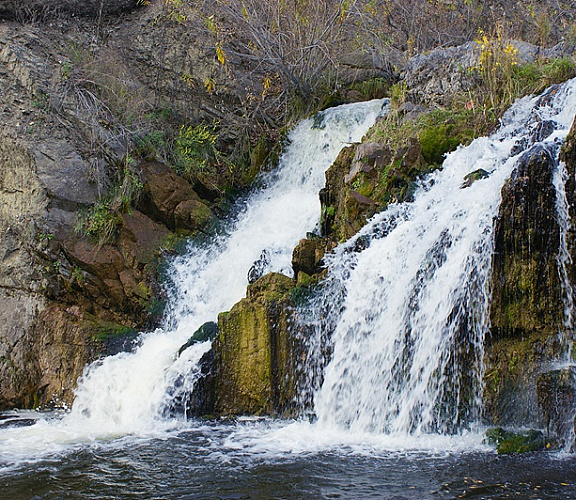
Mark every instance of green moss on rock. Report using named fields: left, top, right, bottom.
left=484, top=143, right=570, bottom=430
left=213, top=273, right=298, bottom=416
left=490, top=145, right=564, bottom=337
left=536, top=368, right=576, bottom=447
left=486, top=427, right=546, bottom=454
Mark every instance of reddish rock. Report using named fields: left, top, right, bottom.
left=68, top=240, right=125, bottom=280
left=118, top=210, right=170, bottom=268
left=292, top=238, right=325, bottom=277
left=138, top=161, right=201, bottom=229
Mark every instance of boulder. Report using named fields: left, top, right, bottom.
left=177, top=321, right=218, bottom=357
left=537, top=368, right=576, bottom=448
left=173, top=200, right=212, bottom=232
left=404, top=42, right=477, bottom=105
left=138, top=161, right=202, bottom=230
left=292, top=238, right=325, bottom=278
left=213, top=273, right=298, bottom=416
left=460, top=168, right=490, bottom=189
left=486, top=427, right=546, bottom=454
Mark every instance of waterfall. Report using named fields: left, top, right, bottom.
left=0, top=99, right=387, bottom=461
left=3, top=80, right=576, bottom=463
left=306, top=80, right=576, bottom=436
left=551, top=105, right=576, bottom=451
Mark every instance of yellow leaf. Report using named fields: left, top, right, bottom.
left=204, top=77, right=216, bottom=93
left=216, top=44, right=226, bottom=65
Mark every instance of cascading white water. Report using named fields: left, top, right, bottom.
left=307, top=79, right=576, bottom=437
left=554, top=160, right=575, bottom=334
left=550, top=96, right=576, bottom=452
left=0, top=99, right=386, bottom=462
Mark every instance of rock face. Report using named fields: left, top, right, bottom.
left=490, top=145, right=563, bottom=337
left=404, top=40, right=575, bottom=105
left=320, top=135, right=427, bottom=242
left=536, top=369, right=576, bottom=446
left=0, top=9, right=223, bottom=409
left=483, top=122, right=576, bottom=444
left=212, top=273, right=299, bottom=416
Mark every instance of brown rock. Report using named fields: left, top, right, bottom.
left=138, top=161, right=200, bottom=229
left=173, top=200, right=213, bottom=232
left=292, top=238, right=324, bottom=277
left=68, top=240, right=124, bottom=281
left=345, top=143, right=391, bottom=183
left=350, top=190, right=378, bottom=205
left=118, top=210, right=170, bottom=268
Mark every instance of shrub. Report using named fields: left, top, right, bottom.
left=471, top=29, right=576, bottom=123
left=74, top=162, right=143, bottom=245
left=75, top=203, right=121, bottom=245
left=174, top=124, right=219, bottom=177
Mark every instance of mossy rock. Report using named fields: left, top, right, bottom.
left=89, top=318, right=137, bottom=342
left=84, top=315, right=139, bottom=356
left=486, top=427, right=546, bottom=454
left=536, top=368, right=576, bottom=447
left=460, top=168, right=490, bottom=188
left=483, top=331, right=564, bottom=428
left=247, top=272, right=296, bottom=301
left=177, top=321, right=218, bottom=357
left=213, top=272, right=299, bottom=416
left=490, top=145, right=564, bottom=338
left=173, top=200, right=213, bottom=232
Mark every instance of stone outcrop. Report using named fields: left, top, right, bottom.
left=404, top=40, right=576, bottom=105
left=483, top=120, right=576, bottom=444
left=212, top=273, right=299, bottom=416
left=490, top=145, right=564, bottom=337
left=320, top=136, right=427, bottom=242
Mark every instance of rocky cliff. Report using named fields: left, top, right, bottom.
left=0, top=1, right=245, bottom=409
left=0, top=0, right=396, bottom=410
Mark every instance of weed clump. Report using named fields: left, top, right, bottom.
left=75, top=161, right=143, bottom=245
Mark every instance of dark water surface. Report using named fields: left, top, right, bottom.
left=2, top=420, right=576, bottom=500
